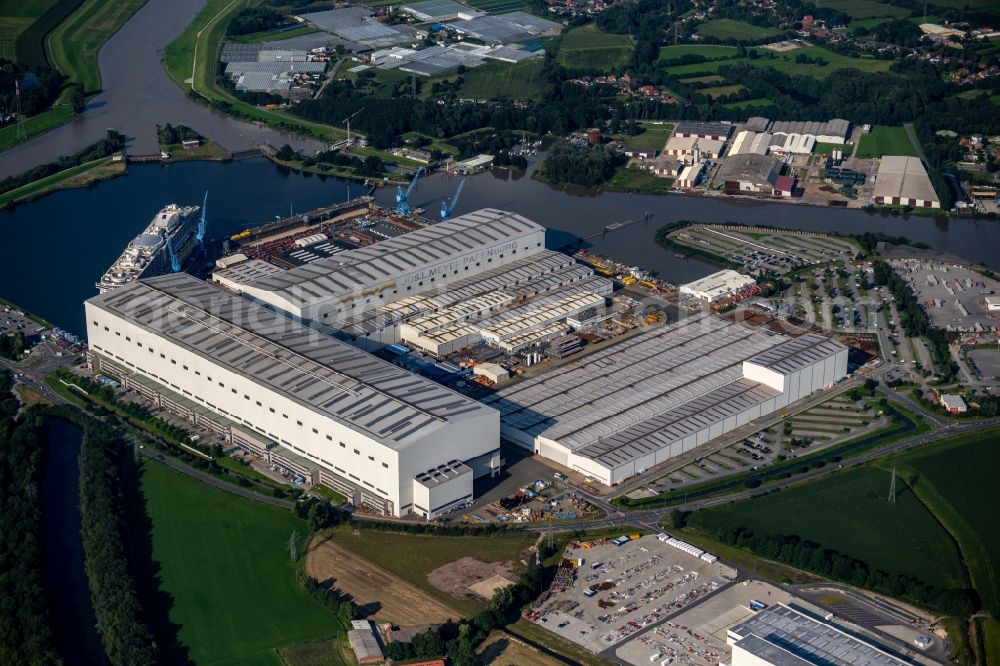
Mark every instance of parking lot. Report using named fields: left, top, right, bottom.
left=668, top=225, right=858, bottom=276
left=968, top=348, right=1000, bottom=381
left=527, top=534, right=734, bottom=654
left=890, top=259, right=1000, bottom=333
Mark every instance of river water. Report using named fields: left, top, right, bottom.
left=3, top=157, right=998, bottom=334
left=42, top=418, right=105, bottom=665
left=0, top=0, right=324, bottom=181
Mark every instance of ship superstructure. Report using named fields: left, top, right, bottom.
left=97, top=204, right=199, bottom=292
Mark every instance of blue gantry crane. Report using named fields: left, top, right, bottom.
left=395, top=167, right=423, bottom=214
left=166, top=234, right=181, bottom=272
left=196, top=190, right=208, bottom=254
left=440, top=177, right=465, bottom=221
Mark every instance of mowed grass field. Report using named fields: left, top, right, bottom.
left=557, top=23, right=633, bottom=73
left=459, top=59, right=545, bottom=100
left=0, top=0, right=52, bottom=60
left=48, top=0, right=147, bottom=93
left=695, top=18, right=780, bottom=41
left=892, top=428, right=1000, bottom=617
left=816, top=0, right=909, bottom=19
left=688, top=466, right=967, bottom=590
left=321, top=524, right=535, bottom=616
left=615, top=122, right=674, bottom=152
left=141, top=462, right=342, bottom=666
left=662, top=45, right=890, bottom=81
left=856, top=125, right=917, bottom=158
left=659, top=44, right=739, bottom=61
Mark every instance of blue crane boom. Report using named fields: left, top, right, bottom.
left=440, top=177, right=466, bottom=220
left=196, top=190, right=208, bottom=242
left=395, top=167, right=424, bottom=214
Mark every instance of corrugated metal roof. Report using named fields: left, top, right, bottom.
left=245, top=208, right=545, bottom=309
left=89, top=274, right=493, bottom=449
left=745, top=333, right=845, bottom=375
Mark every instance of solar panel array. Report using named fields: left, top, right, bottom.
left=90, top=273, right=490, bottom=448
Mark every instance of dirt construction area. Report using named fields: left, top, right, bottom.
left=428, top=557, right=518, bottom=601
left=306, top=535, right=457, bottom=627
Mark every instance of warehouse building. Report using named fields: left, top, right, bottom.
left=728, top=604, right=909, bottom=666
left=715, top=153, right=783, bottom=194
left=214, top=209, right=546, bottom=323
left=673, top=121, right=732, bottom=141
left=873, top=156, right=941, bottom=208
left=662, top=135, right=727, bottom=160
left=680, top=269, right=756, bottom=302
left=85, top=274, right=501, bottom=518
left=728, top=130, right=773, bottom=156
left=483, top=315, right=848, bottom=485
left=676, top=162, right=705, bottom=189
left=750, top=117, right=850, bottom=144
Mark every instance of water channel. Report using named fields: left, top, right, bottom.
left=2, top=157, right=998, bottom=336
left=42, top=418, right=105, bottom=665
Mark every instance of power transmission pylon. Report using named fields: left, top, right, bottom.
left=288, top=529, right=300, bottom=562
left=888, top=467, right=897, bottom=504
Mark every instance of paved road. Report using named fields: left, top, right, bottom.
left=0, top=0, right=324, bottom=181
left=537, top=416, right=1000, bottom=533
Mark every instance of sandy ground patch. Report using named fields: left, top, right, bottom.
left=427, top=556, right=517, bottom=601
left=306, top=535, right=458, bottom=627
left=469, top=574, right=516, bottom=600
left=477, top=631, right=567, bottom=666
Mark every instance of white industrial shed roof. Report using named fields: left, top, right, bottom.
left=483, top=315, right=781, bottom=450
left=746, top=333, right=846, bottom=374
left=874, top=155, right=939, bottom=205
left=88, top=274, right=492, bottom=449
left=243, top=209, right=545, bottom=310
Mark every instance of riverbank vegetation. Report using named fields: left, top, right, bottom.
left=0, top=373, right=61, bottom=665
left=76, top=411, right=157, bottom=665
left=0, top=130, right=124, bottom=203
left=536, top=140, right=621, bottom=188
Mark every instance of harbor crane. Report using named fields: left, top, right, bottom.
left=440, top=177, right=466, bottom=220
left=395, top=166, right=424, bottom=214
left=343, top=108, right=363, bottom=143
left=165, top=234, right=181, bottom=272
left=196, top=191, right=208, bottom=254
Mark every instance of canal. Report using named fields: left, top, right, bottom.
left=42, top=418, right=105, bottom=665
left=2, top=157, right=998, bottom=335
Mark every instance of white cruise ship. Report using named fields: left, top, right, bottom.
left=97, top=204, right=200, bottom=293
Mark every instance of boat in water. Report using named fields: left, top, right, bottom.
left=96, top=204, right=199, bottom=292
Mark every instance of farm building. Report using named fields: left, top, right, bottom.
left=715, top=153, right=783, bottom=194
left=680, top=269, right=756, bottom=302
left=483, top=315, right=848, bottom=485
left=348, top=620, right=384, bottom=664
left=85, top=274, right=502, bottom=519
left=873, top=156, right=940, bottom=208
left=673, top=121, right=733, bottom=141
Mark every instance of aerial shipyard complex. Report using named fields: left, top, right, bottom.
left=85, top=207, right=847, bottom=518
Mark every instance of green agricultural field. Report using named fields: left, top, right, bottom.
left=818, top=0, right=909, bottom=19
left=141, top=462, right=342, bottom=666
left=924, top=0, right=1000, bottom=13
left=0, top=0, right=52, bottom=61
left=724, top=97, right=772, bottom=110
left=48, top=0, right=147, bottom=93
left=605, top=166, right=674, bottom=195
left=616, top=122, right=674, bottom=152
left=459, top=59, right=545, bottom=100
left=688, top=466, right=966, bottom=591
left=856, top=126, right=917, bottom=158
left=680, top=74, right=726, bottom=84
left=892, top=428, right=1000, bottom=616
left=557, top=23, right=633, bottom=73
left=233, top=24, right=319, bottom=44
left=324, top=524, right=535, bottom=616
left=700, top=84, right=744, bottom=99
left=695, top=19, right=780, bottom=41
left=658, top=44, right=739, bottom=61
